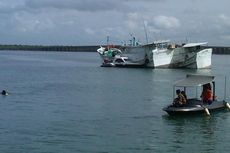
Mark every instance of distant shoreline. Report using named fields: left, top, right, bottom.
left=0, top=44, right=101, bottom=52
left=0, top=44, right=229, bottom=54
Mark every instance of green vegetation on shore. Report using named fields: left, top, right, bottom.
left=0, top=44, right=100, bottom=52
left=0, top=44, right=230, bottom=54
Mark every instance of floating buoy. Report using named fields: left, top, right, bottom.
left=225, top=102, right=230, bottom=110
left=204, top=107, right=210, bottom=116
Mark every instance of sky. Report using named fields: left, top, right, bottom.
left=0, top=0, right=230, bottom=46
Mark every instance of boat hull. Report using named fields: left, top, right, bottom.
left=97, top=42, right=212, bottom=69
left=149, top=48, right=212, bottom=69
left=163, top=101, right=227, bottom=116
left=114, top=63, right=147, bottom=68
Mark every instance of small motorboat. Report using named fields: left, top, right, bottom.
left=163, top=74, right=230, bottom=116
left=97, top=46, right=122, bottom=67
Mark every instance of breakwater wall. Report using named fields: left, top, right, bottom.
left=0, top=45, right=101, bottom=52
left=209, top=46, right=230, bottom=54
left=0, top=44, right=230, bottom=54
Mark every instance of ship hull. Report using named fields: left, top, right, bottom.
left=97, top=42, right=212, bottom=69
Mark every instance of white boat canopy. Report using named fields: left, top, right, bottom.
left=183, top=42, right=208, bottom=48
left=154, top=40, right=170, bottom=44
left=174, top=74, right=215, bottom=87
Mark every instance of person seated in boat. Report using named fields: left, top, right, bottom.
left=200, top=83, right=213, bottom=105
left=181, top=91, right=187, bottom=101
left=173, top=89, right=187, bottom=107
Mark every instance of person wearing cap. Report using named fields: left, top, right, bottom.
left=173, top=89, right=187, bottom=107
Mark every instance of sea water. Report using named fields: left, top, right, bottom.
left=0, top=51, right=230, bottom=153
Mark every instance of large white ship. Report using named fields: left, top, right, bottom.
left=97, top=40, right=212, bottom=69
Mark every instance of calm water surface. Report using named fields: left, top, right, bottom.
left=0, top=51, right=230, bottom=153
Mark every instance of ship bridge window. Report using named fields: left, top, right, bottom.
left=187, top=46, right=201, bottom=52
left=157, top=43, right=168, bottom=49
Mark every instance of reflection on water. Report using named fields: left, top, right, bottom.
left=162, top=110, right=230, bottom=153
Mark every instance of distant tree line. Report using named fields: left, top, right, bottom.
left=0, top=44, right=229, bottom=54
left=209, top=46, right=230, bottom=54
left=0, top=44, right=101, bottom=52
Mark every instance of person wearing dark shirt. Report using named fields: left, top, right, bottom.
left=173, top=89, right=187, bottom=107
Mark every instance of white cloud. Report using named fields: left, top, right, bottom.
left=220, top=35, right=230, bottom=40
left=0, top=0, right=230, bottom=46
left=13, top=11, right=55, bottom=32
left=219, top=14, right=230, bottom=27
left=85, top=28, right=95, bottom=35
left=25, top=0, right=127, bottom=12
left=0, top=0, right=25, bottom=13
left=153, top=15, right=180, bottom=29
left=122, top=13, right=140, bottom=33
